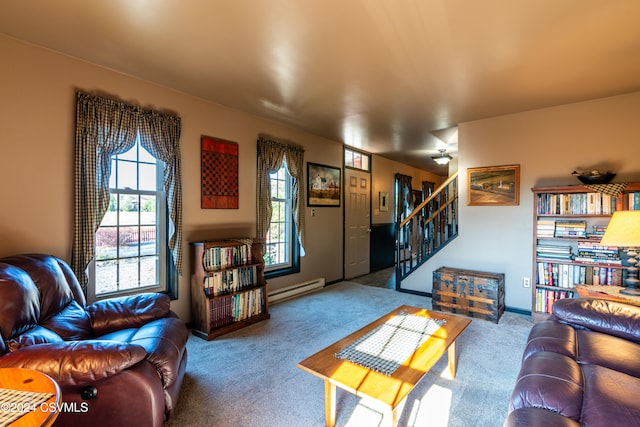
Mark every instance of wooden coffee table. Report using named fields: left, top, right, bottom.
left=297, top=305, right=471, bottom=427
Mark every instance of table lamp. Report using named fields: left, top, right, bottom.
left=599, top=210, right=640, bottom=295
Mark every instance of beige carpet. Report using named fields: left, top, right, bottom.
left=167, top=281, right=532, bottom=427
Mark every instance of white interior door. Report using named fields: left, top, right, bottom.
left=345, top=168, right=371, bottom=279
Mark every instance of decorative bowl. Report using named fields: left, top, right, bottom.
left=572, top=170, right=616, bottom=185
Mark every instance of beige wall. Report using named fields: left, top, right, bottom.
left=0, top=36, right=347, bottom=321
left=402, top=91, right=640, bottom=311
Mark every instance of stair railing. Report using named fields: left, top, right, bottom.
left=396, top=172, right=459, bottom=291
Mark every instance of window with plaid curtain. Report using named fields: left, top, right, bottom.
left=72, top=91, right=182, bottom=298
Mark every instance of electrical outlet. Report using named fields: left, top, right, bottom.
left=523, top=277, right=531, bottom=288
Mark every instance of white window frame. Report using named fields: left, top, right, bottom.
left=88, top=137, right=168, bottom=301
left=265, top=162, right=293, bottom=271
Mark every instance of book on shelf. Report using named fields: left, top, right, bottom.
left=536, top=288, right=571, bottom=313
left=536, top=219, right=556, bottom=238
left=204, top=265, right=257, bottom=296
left=537, top=193, right=617, bottom=215
left=536, top=262, right=622, bottom=287
left=553, top=219, right=587, bottom=238
left=536, top=244, right=572, bottom=260
left=630, top=192, right=640, bottom=210
left=203, top=243, right=252, bottom=271
left=208, top=287, right=266, bottom=329
left=575, top=241, right=621, bottom=265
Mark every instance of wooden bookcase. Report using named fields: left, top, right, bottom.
left=531, top=183, right=640, bottom=322
left=190, top=237, right=270, bottom=339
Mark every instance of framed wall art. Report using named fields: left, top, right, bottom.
left=379, top=192, right=389, bottom=211
left=467, top=164, right=520, bottom=206
left=307, top=162, right=341, bottom=207
left=201, top=135, right=239, bottom=209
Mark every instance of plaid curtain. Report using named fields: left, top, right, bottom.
left=72, top=92, right=138, bottom=291
left=138, top=109, right=183, bottom=274
left=256, top=135, right=306, bottom=252
left=72, top=92, right=183, bottom=293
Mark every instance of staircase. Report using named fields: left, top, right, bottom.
left=395, top=172, right=459, bottom=292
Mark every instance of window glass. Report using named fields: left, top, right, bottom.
left=265, top=162, right=292, bottom=270
left=344, top=148, right=370, bottom=171
left=93, top=137, right=166, bottom=297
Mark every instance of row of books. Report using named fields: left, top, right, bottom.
left=630, top=192, right=640, bottom=210
left=203, top=243, right=252, bottom=271
left=575, top=241, right=621, bottom=265
left=537, top=262, right=623, bottom=287
left=536, top=219, right=589, bottom=239
left=203, top=265, right=257, bottom=296
left=208, top=287, right=266, bottom=329
left=536, top=244, right=572, bottom=260
left=536, top=192, right=617, bottom=215
left=535, top=289, right=571, bottom=313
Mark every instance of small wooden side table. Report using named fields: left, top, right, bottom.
left=0, top=368, right=61, bottom=427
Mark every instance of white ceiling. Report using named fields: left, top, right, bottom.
left=2, top=1, right=640, bottom=174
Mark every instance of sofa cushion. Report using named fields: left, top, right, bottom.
left=0, top=255, right=75, bottom=322
left=87, top=293, right=171, bottom=337
left=509, top=351, right=584, bottom=420
left=576, top=329, right=640, bottom=377
left=7, top=325, right=63, bottom=351
left=522, top=319, right=577, bottom=360
left=40, top=300, right=93, bottom=340
left=581, top=364, right=640, bottom=426
left=553, top=298, right=640, bottom=343
left=0, top=262, right=40, bottom=339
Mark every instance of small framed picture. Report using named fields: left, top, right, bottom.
left=307, top=162, right=341, bottom=207
left=467, top=164, right=520, bottom=206
left=379, top=192, right=389, bottom=211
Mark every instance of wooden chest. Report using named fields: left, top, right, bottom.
left=432, top=267, right=505, bottom=323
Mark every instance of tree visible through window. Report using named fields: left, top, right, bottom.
left=92, top=137, right=167, bottom=297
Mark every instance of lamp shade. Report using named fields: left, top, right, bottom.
left=599, top=211, right=640, bottom=247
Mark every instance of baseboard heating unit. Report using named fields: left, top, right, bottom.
left=268, top=278, right=325, bottom=304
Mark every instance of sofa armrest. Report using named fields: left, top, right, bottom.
left=87, top=293, right=171, bottom=336
left=0, top=341, right=147, bottom=386
left=552, top=298, right=640, bottom=343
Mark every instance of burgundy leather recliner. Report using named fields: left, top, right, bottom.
left=506, top=297, right=640, bottom=426
left=0, top=254, right=188, bottom=427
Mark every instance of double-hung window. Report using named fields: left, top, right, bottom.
left=91, top=137, right=167, bottom=299
left=266, top=162, right=293, bottom=271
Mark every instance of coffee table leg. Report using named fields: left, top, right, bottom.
left=325, top=380, right=336, bottom=427
left=448, top=341, right=458, bottom=378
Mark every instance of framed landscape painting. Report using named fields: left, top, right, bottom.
left=467, top=164, right=520, bottom=206
left=307, top=162, right=341, bottom=207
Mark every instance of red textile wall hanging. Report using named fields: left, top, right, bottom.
left=201, top=135, right=239, bottom=209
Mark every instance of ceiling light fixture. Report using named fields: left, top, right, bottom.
left=432, top=149, right=452, bottom=165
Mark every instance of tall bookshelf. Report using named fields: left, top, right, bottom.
left=190, top=237, right=270, bottom=340
left=531, top=183, right=640, bottom=322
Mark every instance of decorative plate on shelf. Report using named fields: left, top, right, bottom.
left=571, top=170, right=616, bottom=184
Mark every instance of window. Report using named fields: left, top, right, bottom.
left=256, top=135, right=304, bottom=278
left=344, top=147, right=370, bottom=171
left=265, top=162, right=299, bottom=277
left=91, top=137, right=167, bottom=298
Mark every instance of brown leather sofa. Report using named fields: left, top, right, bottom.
left=0, top=254, right=188, bottom=426
left=506, top=297, right=640, bottom=426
